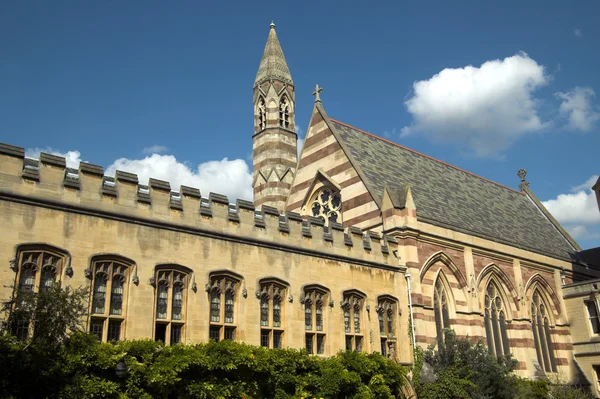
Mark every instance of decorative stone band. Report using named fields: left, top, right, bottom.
left=0, top=142, right=401, bottom=270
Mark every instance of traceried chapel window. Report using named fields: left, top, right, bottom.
left=208, top=272, right=241, bottom=342
left=310, top=187, right=342, bottom=226
left=90, top=258, right=131, bottom=343
left=434, top=278, right=451, bottom=342
left=153, top=266, right=189, bottom=345
left=304, top=286, right=328, bottom=355
left=342, top=291, right=365, bottom=352
left=531, top=290, right=557, bottom=373
left=258, top=279, right=287, bottom=349
left=279, top=95, right=290, bottom=128
left=377, top=296, right=397, bottom=357
left=258, top=97, right=266, bottom=130
left=484, top=281, right=510, bottom=357
left=13, top=248, right=67, bottom=340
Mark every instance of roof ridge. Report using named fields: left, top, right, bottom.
left=329, top=118, right=522, bottom=195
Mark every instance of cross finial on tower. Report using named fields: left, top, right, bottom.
left=313, top=84, right=323, bottom=103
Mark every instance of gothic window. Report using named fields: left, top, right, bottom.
left=342, top=290, right=365, bottom=352
left=434, top=278, right=451, bottom=342
left=279, top=95, right=290, bottom=129
left=89, top=257, right=132, bottom=343
left=207, top=271, right=242, bottom=342
left=484, top=281, right=510, bottom=357
left=257, top=97, right=266, bottom=130
left=153, top=266, right=189, bottom=345
left=377, top=296, right=397, bottom=357
left=586, top=300, right=600, bottom=334
left=531, top=290, right=557, bottom=373
left=12, top=247, right=67, bottom=340
left=257, top=279, right=287, bottom=349
left=310, top=187, right=342, bottom=226
left=303, top=286, right=328, bottom=355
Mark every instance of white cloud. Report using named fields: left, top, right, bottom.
left=296, top=124, right=304, bottom=159
left=543, top=175, right=600, bottom=243
left=142, top=145, right=168, bottom=154
left=401, top=52, right=550, bottom=157
left=555, top=87, right=600, bottom=132
left=25, top=147, right=84, bottom=169
left=574, top=28, right=583, bottom=37
left=106, top=154, right=253, bottom=201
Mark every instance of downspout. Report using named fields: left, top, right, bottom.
left=405, top=271, right=417, bottom=351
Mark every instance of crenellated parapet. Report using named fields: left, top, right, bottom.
left=0, top=143, right=401, bottom=270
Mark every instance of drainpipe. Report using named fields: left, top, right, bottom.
left=405, top=271, right=417, bottom=351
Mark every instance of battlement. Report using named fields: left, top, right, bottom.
left=0, top=143, right=400, bottom=270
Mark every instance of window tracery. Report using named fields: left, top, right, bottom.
left=257, top=279, right=286, bottom=349
left=90, top=258, right=131, bottom=343
left=531, top=290, right=557, bottom=373
left=342, top=291, right=365, bottom=352
left=279, top=95, right=290, bottom=128
left=207, top=272, right=241, bottom=342
left=257, top=97, right=266, bottom=130
left=484, top=281, right=510, bottom=357
left=377, top=296, right=397, bottom=358
left=310, top=187, right=342, bottom=226
left=152, top=266, right=189, bottom=345
left=13, top=247, right=67, bottom=340
left=434, top=277, right=451, bottom=342
left=303, top=286, right=328, bottom=355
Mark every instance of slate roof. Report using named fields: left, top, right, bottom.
left=254, top=23, right=293, bottom=86
left=330, top=120, right=576, bottom=261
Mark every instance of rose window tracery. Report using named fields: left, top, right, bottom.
left=310, top=188, right=341, bottom=225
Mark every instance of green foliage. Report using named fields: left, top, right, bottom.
left=413, top=329, right=550, bottom=399
left=0, top=334, right=409, bottom=399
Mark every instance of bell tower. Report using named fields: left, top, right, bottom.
left=252, top=22, right=297, bottom=211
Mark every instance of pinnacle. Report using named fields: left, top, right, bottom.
left=254, top=23, right=293, bottom=87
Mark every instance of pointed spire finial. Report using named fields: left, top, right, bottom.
left=313, top=84, right=323, bottom=103
left=254, top=21, right=293, bottom=86
left=270, top=21, right=275, bottom=29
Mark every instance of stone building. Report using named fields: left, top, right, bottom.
left=0, top=22, right=597, bottom=385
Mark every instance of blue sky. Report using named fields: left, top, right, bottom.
left=1, top=0, right=599, bottom=249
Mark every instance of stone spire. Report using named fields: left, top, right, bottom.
left=254, top=22, right=293, bottom=87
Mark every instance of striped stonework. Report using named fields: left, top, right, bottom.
left=286, top=105, right=381, bottom=229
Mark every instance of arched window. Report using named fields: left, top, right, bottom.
left=377, top=295, right=398, bottom=357
left=310, top=187, right=342, bottom=226
left=257, top=279, right=287, bottom=349
left=279, top=95, right=290, bottom=128
left=342, top=290, right=365, bottom=352
left=484, top=281, right=510, bottom=357
left=153, top=266, right=189, bottom=345
left=257, top=97, right=266, bottom=130
left=434, top=277, right=451, bottom=342
left=12, top=247, right=67, bottom=340
left=89, top=257, right=132, bottom=343
left=303, top=285, right=329, bottom=355
left=532, top=290, right=557, bottom=373
left=207, top=271, right=242, bottom=342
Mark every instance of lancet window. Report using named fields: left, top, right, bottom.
left=484, top=281, right=510, bottom=357
left=434, top=277, right=451, bottom=342
left=342, top=290, right=365, bottom=352
left=310, top=187, right=342, bottom=226
left=531, top=290, right=557, bottom=373
left=279, top=95, right=290, bottom=128
left=257, top=97, right=266, bottom=130
left=90, top=257, right=131, bottom=343
left=377, top=296, right=397, bottom=357
left=208, top=272, right=242, bottom=342
left=153, top=266, right=189, bottom=345
left=258, top=279, right=287, bottom=349
left=303, top=286, right=328, bottom=355
left=12, top=247, right=68, bottom=340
